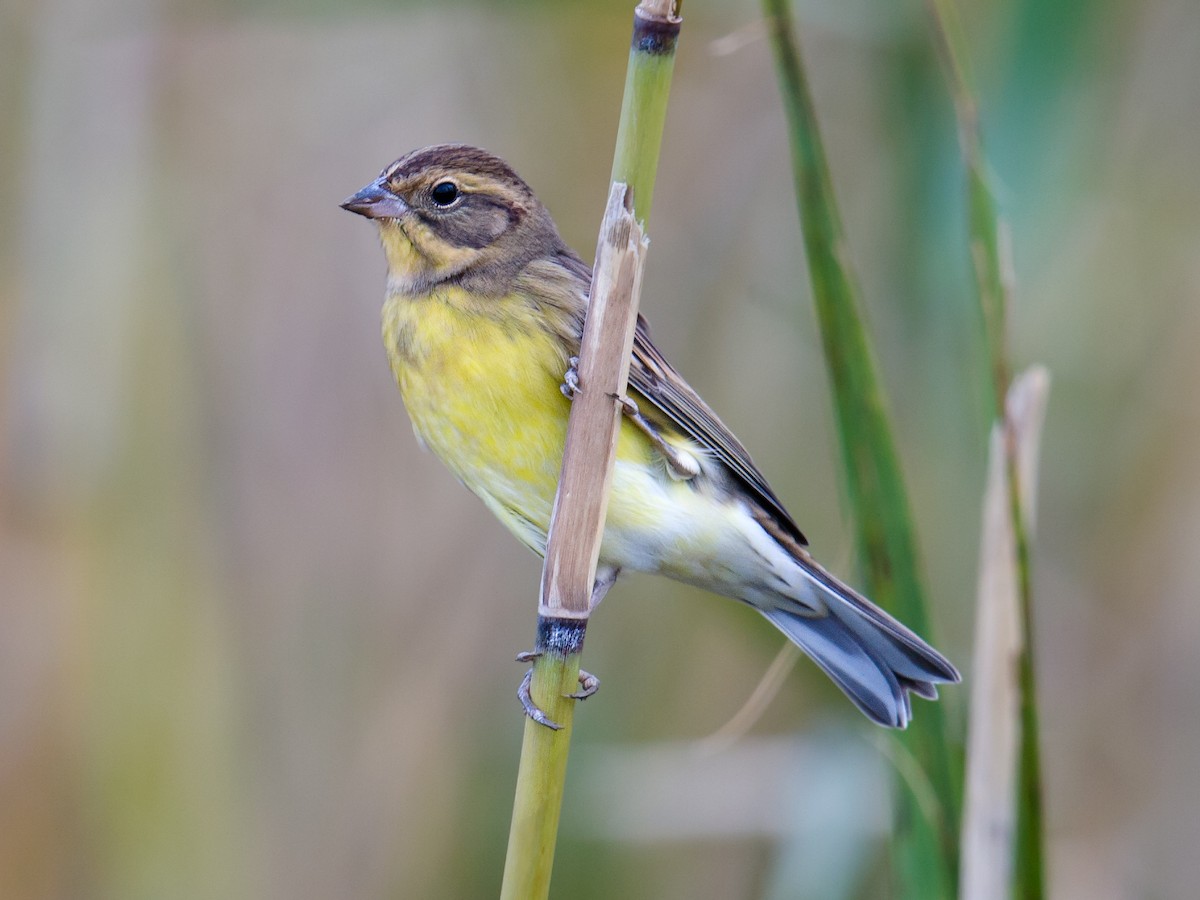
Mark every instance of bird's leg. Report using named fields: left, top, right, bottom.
left=590, top=564, right=619, bottom=608
left=612, top=394, right=701, bottom=481
left=560, top=356, right=581, bottom=399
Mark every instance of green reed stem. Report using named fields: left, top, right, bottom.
left=499, top=4, right=679, bottom=898
left=763, top=1, right=962, bottom=895
left=610, top=3, right=680, bottom=223
left=500, top=623, right=586, bottom=900
left=927, top=2, right=1047, bottom=895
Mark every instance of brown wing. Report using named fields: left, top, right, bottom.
left=627, top=315, right=808, bottom=547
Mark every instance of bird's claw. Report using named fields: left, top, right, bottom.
left=568, top=670, right=600, bottom=700
left=560, top=356, right=581, bottom=399
left=515, top=650, right=601, bottom=730
left=611, top=393, right=639, bottom=417
left=518, top=666, right=563, bottom=730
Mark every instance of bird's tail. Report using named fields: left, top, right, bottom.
left=760, top=559, right=959, bottom=728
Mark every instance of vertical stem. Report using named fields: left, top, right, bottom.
left=500, top=619, right=586, bottom=900
left=958, top=369, right=1049, bottom=900
left=927, top=2, right=1047, bottom=895
left=762, top=1, right=960, bottom=895
left=1007, top=434, right=1045, bottom=899
left=499, top=5, right=679, bottom=898
left=500, top=183, right=647, bottom=900
left=610, top=3, right=681, bottom=224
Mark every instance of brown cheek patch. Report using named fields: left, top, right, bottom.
left=423, top=197, right=511, bottom=249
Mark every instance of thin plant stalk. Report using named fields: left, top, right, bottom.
left=927, top=2, right=1048, bottom=895
left=501, top=636, right=588, bottom=900
left=959, top=368, right=1049, bottom=900
left=608, top=3, right=680, bottom=225
left=499, top=4, right=679, bottom=898
left=762, top=1, right=961, bottom=895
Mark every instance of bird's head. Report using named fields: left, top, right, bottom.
left=342, top=144, right=562, bottom=293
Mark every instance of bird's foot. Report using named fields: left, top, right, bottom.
left=569, top=669, right=601, bottom=700
left=560, top=356, right=581, bottom=399
left=515, top=650, right=601, bottom=730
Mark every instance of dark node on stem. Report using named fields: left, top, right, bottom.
left=632, top=8, right=681, bottom=55
left=535, top=615, right=588, bottom=658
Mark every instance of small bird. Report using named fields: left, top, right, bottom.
left=342, top=144, right=958, bottom=728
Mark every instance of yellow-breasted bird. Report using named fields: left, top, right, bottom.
left=342, top=144, right=959, bottom=728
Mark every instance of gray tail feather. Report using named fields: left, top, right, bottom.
left=760, top=566, right=960, bottom=729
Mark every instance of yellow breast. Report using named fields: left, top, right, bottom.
left=381, top=285, right=693, bottom=568
left=382, top=287, right=577, bottom=552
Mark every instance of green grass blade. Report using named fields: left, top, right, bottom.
left=927, top=0, right=1010, bottom=420
left=927, top=2, right=1047, bottom=895
left=763, top=1, right=961, bottom=895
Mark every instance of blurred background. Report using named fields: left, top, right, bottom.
left=1, top=0, right=1196, bottom=897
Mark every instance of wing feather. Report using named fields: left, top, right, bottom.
left=551, top=249, right=807, bottom=548
left=627, top=315, right=807, bottom=547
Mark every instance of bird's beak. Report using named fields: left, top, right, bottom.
left=340, top=180, right=409, bottom=219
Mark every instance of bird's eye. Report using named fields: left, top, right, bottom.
left=430, top=181, right=460, bottom=207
